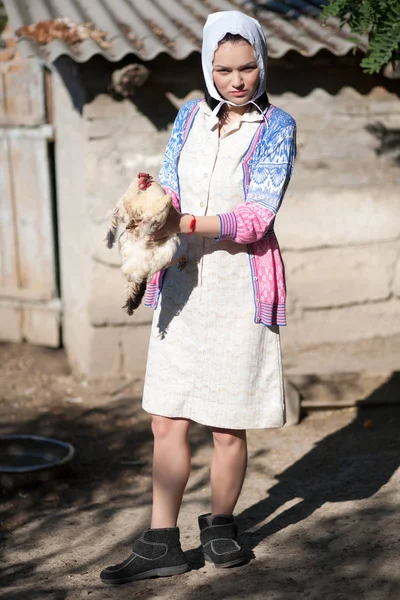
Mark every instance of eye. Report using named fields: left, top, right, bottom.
left=242, top=66, right=256, bottom=72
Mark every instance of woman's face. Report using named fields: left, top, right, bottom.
left=212, top=40, right=259, bottom=106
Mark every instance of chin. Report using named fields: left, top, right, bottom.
left=229, top=96, right=250, bottom=105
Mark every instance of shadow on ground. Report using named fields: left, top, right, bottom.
left=180, top=375, right=400, bottom=599
left=0, top=353, right=399, bottom=598
left=238, top=374, right=400, bottom=534
left=0, top=390, right=211, bottom=594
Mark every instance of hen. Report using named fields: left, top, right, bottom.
left=105, top=173, right=185, bottom=315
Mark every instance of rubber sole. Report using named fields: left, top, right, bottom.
left=204, top=554, right=248, bottom=568
left=101, top=563, right=190, bottom=585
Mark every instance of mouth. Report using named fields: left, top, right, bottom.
left=230, top=90, right=247, bottom=97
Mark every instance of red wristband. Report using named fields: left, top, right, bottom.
left=188, top=214, right=196, bottom=236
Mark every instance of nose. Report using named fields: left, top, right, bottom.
left=232, top=70, right=244, bottom=89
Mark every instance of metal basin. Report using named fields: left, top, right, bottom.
left=0, top=435, right=75, bottom=473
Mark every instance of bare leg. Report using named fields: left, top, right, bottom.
left=151, top=415, right=192, bottom=528
left=210, top=428, right=247, bottom=515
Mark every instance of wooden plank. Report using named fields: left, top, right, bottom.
left=291, top=372, right=400, bottom=408
left=0, top=306, right=22, bottom=342
left=45, top=69, right=54, bottom=124
left=0, top=72, right=5, bottom=120
left=0, top=136, right=19, bottom=293
left=9, top=135, right=57, bottom=300
left=0, top=298, right=61, bottom=347
left=0, top=115, right=48, bottom=126
left=0, top=60, right=46, bottom=126
left=0, top=124, right=54, bottom=139
left=302, top=397, right=400, bottom=408
left=22, top=306, right=60, bottom=348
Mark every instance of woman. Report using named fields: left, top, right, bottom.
left=100, top=10, right=296, bottom=585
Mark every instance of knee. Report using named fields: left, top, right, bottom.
left=212, top=428, right=246, bottom=448
left=151, top=415, right=189, bottom=442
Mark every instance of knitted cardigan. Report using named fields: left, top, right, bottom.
left=144, top=99, right=296, bottom=326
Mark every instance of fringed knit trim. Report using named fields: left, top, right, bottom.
left=216, top=212, right=237, bottom=241
left=144, top=281, right=159, bottom=308
left=258, top=302, right=286, bottom=327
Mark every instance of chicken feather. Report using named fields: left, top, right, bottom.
left=105, top=174, right=184, bottom=314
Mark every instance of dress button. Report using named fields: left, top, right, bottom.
left=203, top=173, right=208, bottom=179
left=200, top=202, right=205, bottom=208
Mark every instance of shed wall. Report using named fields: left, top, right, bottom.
left=56, top=56, right=400, bottom=379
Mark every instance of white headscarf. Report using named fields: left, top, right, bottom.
left=201, top=11, right=268, bottom=117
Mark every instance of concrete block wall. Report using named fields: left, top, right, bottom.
left=52, top=66, right=159, bottom=380
left=79, top=88, right=202, bottom=379
left=81, top=93, right=170, bottom=379
left=274, top=86, right=400, bottom=353
left=55, top=57, right=400, bottom=379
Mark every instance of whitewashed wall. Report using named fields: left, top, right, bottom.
left=54, top=59, right=400, bottom=379
left=274, top=86, right=400, bottom=353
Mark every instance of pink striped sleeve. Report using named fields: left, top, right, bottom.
left=217, top=203, right=275, bottom=244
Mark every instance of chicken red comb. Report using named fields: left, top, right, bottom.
left=137, top=172, right=154, bottom=190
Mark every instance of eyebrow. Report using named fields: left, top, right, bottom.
left=213, top=61, right=257, bottom=69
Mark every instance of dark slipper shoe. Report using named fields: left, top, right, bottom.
left=100, top=527, right=189, bottom=585
left=198, top=513, right=249, bottom=568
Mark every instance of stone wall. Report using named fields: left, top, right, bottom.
left=55, top=53, right=400, bottom=379
left=274, top=84, right=400, bottom=354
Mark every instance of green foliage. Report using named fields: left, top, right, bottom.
left=320, top=0, right=400, bottom=74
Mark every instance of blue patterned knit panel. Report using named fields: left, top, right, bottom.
left=247, top=107, right=296, bottom=213
left=158, top=99, right=201, bottom=194
left=159, top=101, right=296, bottom=215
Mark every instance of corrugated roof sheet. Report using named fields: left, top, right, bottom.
left=3, top=0, right=365, bottom=64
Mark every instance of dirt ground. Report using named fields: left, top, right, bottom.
left=0, top=341, right=399, bottom=600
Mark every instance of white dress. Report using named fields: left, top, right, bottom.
left=142, top=103, right=285, bottom=429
